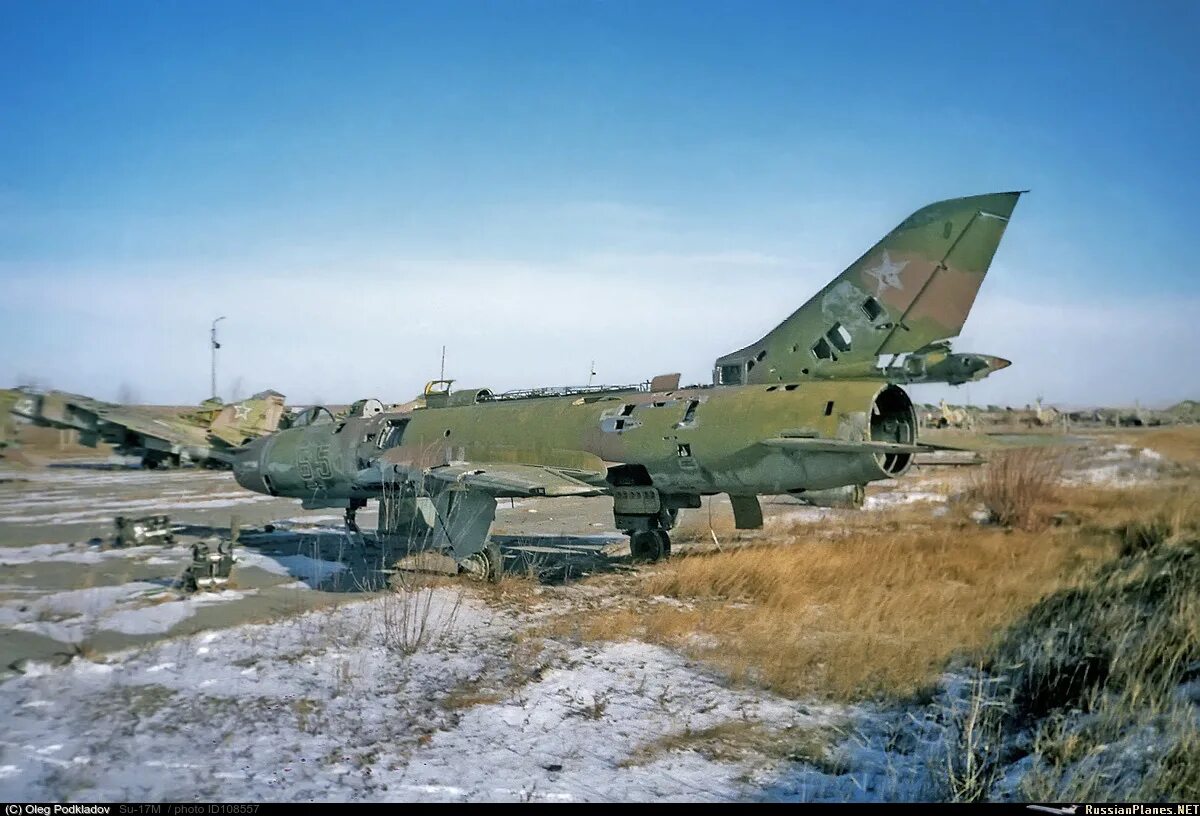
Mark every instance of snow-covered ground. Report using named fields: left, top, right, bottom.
left=1063, top=444, right=1167, bottom=487
left=0, top=590, right=946, bottom=802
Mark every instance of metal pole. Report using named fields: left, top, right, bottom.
left=211, top=316, right=226, bottom=400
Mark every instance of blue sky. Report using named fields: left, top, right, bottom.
left=2, top=1, right=1197, bottom=406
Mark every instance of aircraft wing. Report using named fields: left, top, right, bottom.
left=423, top=462, right=607, bottom=498
left=95, top=411, right=199, bottom=448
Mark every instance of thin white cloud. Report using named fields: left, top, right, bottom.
left=1, top=258, right=1196, bottom=409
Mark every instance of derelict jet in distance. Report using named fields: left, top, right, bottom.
left=10, top=389, right=288, bottom=469
left=233, top=191, right=1022, bottom=580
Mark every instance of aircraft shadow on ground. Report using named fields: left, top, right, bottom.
left=45, top=461, right=143, bottom=471
left=171, top=523, right=632, bottom=590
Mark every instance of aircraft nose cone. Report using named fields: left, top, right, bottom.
left=987, top=356, right=1013, bottom=371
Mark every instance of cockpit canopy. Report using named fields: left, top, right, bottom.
left=422, top=380, right=494, bottom=409
left=290, top=405, right=335, bottom=428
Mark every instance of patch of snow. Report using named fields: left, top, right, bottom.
left=0, top=541, right=185, bottom=566
left=1063, top=442, right=1166, bottom=487
left=101, top=591, right=253, bottom=635
left=237, top=553, right=348, bottom=583
left=0, top=591, right=506, bottom=800
left=0, top=583, right=162, bottom=628
left=864, top=491, right=946, bottom=510
left=0, top=582, right=254, bottom=642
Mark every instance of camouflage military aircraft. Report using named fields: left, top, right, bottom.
left=233, top=191, right=1022, bottom=580
left=9, top=388, right=287, bottom=468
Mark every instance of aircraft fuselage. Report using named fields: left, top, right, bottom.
left=234, top=379, right=917, bottom=506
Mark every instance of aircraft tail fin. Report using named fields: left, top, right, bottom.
left=209, top=390, right=287, bottom=445
left=714, top=191, right=1023, bottom=385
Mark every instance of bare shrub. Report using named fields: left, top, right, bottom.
left=943, top=673, right=1012, bottom=802
left=970, top=447, right=1065, bottom=529
left=379, top=583, right=464, bottom=655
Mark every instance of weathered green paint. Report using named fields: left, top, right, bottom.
left=242, top=379, right=910, bottom=494
left=825, top=341, right=1011, bottom=386
left=714, top=192, right=1022, bottom=386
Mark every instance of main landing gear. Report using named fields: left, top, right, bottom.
left=377, top=490, right=503, bottom=583
left=457, top=540, right=503, bottom=583
left=629, top=529, right=671, bottom=563
left=611, top=482, right=687, bottom=565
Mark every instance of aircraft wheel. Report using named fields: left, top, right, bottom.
left=458, top=541, right=503, bottom=583
left=630, top=530, right=667, bottom=563
left=654, top=529, right=672, bottom=559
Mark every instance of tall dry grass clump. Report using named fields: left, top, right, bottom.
left=938, top=490, right=1200, bottom=801
left=969, top=446, right=1065, bottom=529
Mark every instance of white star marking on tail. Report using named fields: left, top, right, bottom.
left=864, top=250, right=908, bottom=295
left=233, top=403, right=251, bottom=421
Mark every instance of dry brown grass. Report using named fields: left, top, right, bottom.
left=442, top=682, right=508, bottom=711
left=968, top=446, right=1065, bottom=529
left=1130, top=425, right=1200, bottom=467
left=541, top=481, right=1199, bottom=703
left=672, top=499, right=758, bottom=546
left=1061, top=481, right=1200, bottom=542
left=620, top=720, right=846, bottom=770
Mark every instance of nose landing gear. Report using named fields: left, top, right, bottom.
left=344, top=499, right=367, bottom=533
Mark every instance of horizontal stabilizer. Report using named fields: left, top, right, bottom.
left=911, top=440, right=973, bottom=452
left=761, top=437, right=929, bottom=455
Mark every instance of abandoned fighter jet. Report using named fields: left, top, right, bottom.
left=9, top=388, right=288, bottom=468
left=233, top=191, right=1022, bottom=580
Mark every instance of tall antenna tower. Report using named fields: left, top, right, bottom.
left=210, top=316, right=226, bottom=400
